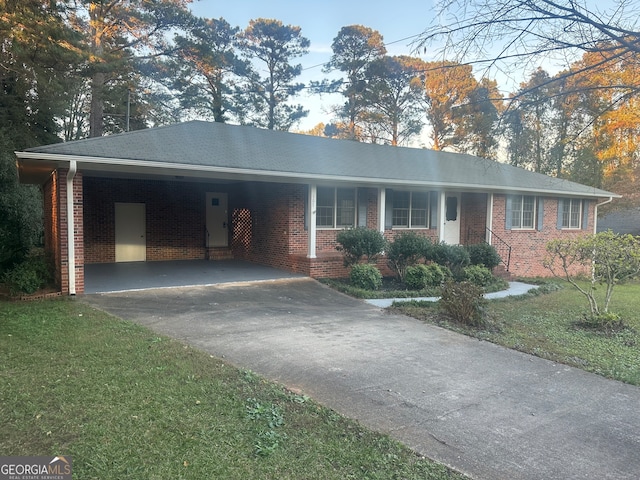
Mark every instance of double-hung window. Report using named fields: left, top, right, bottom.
left=561, top=198, right=582, bottom=229
left=392, top=191, right=430, bottom=228
left=316, top=187, right=356, bottom=228
left=511, top=195, right=536, bottom=229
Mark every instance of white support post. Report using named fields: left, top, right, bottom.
left=307, top=184, right=317, bottom=259
left=486, top=193, right=494, bottom=245
left=439, top=191, right=446, bottom=243
left=66, top=161, right=77, bottom=295
left=378, top=187, right=386, bottom=233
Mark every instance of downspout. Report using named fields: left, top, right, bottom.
left=594, top=196, right=613, bottom=234
left=486, top=193, right=494, bottom=244
left=66, top=161, right=77, bottom=295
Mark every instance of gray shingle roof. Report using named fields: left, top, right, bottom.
left=22, top=120, right=616, bottom=198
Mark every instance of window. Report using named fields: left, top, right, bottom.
left=561, top=198, right=582, bottom=229
left=511, top=195, right=536, bottom=229
left=393, top=191, right=431, bottom=228
left=316, top=187, right=356, bottom=228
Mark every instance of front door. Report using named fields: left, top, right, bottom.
left=206, top=192, right=229, bottom=247
left=115, top=202, right=146, bottom=262
left=442, top=192, right=461, bottom=244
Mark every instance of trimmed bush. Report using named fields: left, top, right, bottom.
left=405, top=263, right=448, bottom=290
left=336, top=228, right=387, bottom=267
left=439, top=281, right=486, bottom=326
left=387, top=232, right=431, bottom=281
left=349, top=264, right=383, bottom=291
left=463, top=265, right=493, bottom=287
left=465, top=243, right=502, bottom=270
left=429, top=242, right=470, bottom=280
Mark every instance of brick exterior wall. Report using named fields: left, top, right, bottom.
left=491, top=194, right=594, bottom=277
left=84, top=177, right=211, bottom=263
left=461, top=192, right=488, bottom=243
left=46, top=173, right=598, bottom=295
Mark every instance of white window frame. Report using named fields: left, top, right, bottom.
left=316, top=187, right=356, bottom=229
left=561, top=198, right=582, bottom=229
left=511, top=195, right=536, bottom=230
left=392, top=191, right=431, bottom=229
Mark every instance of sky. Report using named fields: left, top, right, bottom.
left=188, top=0, right=445, bottom=132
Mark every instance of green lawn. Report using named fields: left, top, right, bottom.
left=393, top=280, right=640, bottom=385
left=0, top=299, right=464, bottom=480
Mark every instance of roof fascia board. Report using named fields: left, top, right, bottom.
left=16, top=151, right=619, bottom=199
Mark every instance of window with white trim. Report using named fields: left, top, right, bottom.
left=511, top=195, right=536, bottom=229
left=392, top=191, right=430, bottom=228
left=561, top=198, right=582, bottom=229
left=316, top=187, right=356, bottom=228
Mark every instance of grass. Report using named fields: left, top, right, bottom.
left=0, top=299, right=465, bottom=480
left=392, top=280, right=640, bottom=386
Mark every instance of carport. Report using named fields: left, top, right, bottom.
left=84, top=259, right=304, bottom=294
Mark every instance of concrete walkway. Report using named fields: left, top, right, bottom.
left=365, top=281, right=538, bottom=307
left=83, top=278, right=640, bottom=480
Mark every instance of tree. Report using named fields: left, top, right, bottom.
left=0, top=0, right=77, bottom=147
left=419, top=0, right=640, bottom=91
left=66, top=0, right=193, bottom=137
left=363, top=56, right=425, bottom=146
left=421, top=61, right=484, bottom=151
left=236, top=18, right=310, bottom=130
left=544, top=231, right=640, bottom=319
left=323, top=25, right=386, bottom=140
left=0, top=132, right=42, bottom=273
left=503, top=68, right=556, bottom=173
left=167, top=17, right=248, bottom=123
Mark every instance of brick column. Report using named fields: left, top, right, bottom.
left=58, top=169, right=84, bottom=295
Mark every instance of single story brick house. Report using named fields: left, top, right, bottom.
left=16, top=120, right=618, bottom=295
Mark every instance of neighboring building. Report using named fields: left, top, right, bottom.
left=597, top=207, right=640, bottom=236
left=15, top=121, right=618, bottom=295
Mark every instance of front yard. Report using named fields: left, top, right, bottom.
left=0, top=299, right=464, bottom=479
left=392, top=280, right=640, bottom=385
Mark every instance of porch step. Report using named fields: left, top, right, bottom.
left=493, top=265, right=513, bottom=281
left=206, top=247, right=234, bottom=260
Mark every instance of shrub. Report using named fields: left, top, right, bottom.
left=463, top=265, right=494, bottom=287
left=405, top=263, right=448, bottom=290
left=544, top=231, right=640, bottom=316
left=386, top=232, right=431, bottom=281
left=465, top=243, right=502, bottom=270
left=439, top=281, right=486, bottom=326
left=336, top=228, right=387, bottom=267
left=429, top=243, right=470, bottom=280
left=349, top=264, right=383, bottom=291
left=2, top=253, right=53, bottom=296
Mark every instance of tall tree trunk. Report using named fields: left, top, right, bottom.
left=89, top=71, right=105, bottom=137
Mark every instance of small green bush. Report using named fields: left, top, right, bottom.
left=349, top=264, right=383, bottom=291
left=387, top=232, right=431, bottom=281
left=439, top=281, right=486, bottom=326
left=429, top=243, right=470, bottom=280
left=463, top=265, right=494, bottom=287
left=405, top=263, right=448, bottom=290
left=336, top=228, right=387, bottom=267
left=465, top=243, right=502, bottom=270
left=2, top=253, right=53, bottom=296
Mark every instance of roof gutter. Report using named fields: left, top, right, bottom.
left=66, top=161, right=77, bottom=295
left=594, top=196, right=614, bottom=234
left=16, top=152, right=619, bottom=200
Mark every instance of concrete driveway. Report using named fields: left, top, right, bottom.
left=83, top=278, right=640, bottom=480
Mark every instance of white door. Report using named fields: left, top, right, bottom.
left=442, top=192, right=461, bottom=244
left=115, top=203, right=146, bottom=262
left=206, top=192, right=229, bottom=247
